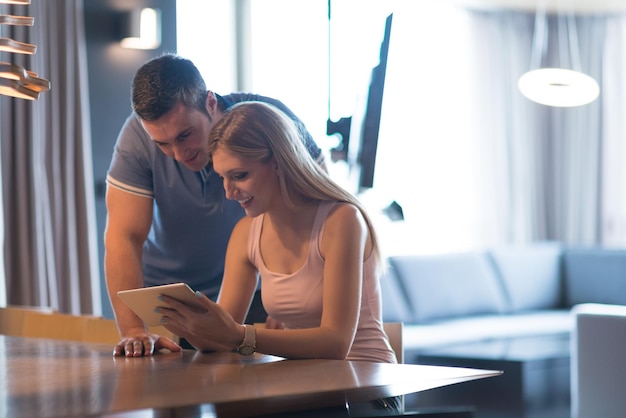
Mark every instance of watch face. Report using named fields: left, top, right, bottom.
left=239, top=345, right=255, bottom=356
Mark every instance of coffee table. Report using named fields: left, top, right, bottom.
left=406, top=334, right=571, bottom=418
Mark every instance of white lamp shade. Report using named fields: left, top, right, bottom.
left=518, top=68, right=600, bottom=107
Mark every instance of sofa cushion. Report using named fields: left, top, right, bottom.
left=388, top=252, right=507, bottom=323
left=402, top=310, right=573, bottom=352
left=489, top=241, right=563, bottom=312
left=563, top=248, right=626, bottom=307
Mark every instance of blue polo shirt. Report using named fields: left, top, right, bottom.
left=107, top=93, right=323, bottom=299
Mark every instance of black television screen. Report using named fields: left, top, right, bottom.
left=327, top=12, right=393, bottom=193
left=355, top=12, right=393, bottom=190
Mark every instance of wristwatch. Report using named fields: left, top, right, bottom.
left=237, top=324, right=256, bottom=356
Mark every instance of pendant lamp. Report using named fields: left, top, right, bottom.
left=518, top=2, right=599, bottom=107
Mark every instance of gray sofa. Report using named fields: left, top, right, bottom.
left=380, top=241, right=626, bottom=358
left=380, top=242, right=626, bottom=416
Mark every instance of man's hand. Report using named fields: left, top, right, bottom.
left=113, top=327, right=182, bottom=357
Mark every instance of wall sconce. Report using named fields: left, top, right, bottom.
left=518, top=2, right=599, bottom=107
left=119, top=8, right=161, bottom=50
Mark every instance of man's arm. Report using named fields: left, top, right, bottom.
left=104, top=185, right=180, bottom=356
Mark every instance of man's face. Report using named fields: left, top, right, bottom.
left=141, top=102, right=215, bottom=171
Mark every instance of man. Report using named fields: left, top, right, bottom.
left=105, top=54, right=324, bottom=357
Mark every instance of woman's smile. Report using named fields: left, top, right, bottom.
left=238, top=196, right=253, bottom=207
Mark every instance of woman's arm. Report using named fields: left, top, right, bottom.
left=157, top=217, right=258, bottom=351
left=217, top=217, right=259, bottom=323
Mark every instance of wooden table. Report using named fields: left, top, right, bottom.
left=0, top=335, right=501, bottom=418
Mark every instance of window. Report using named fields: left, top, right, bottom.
left=177, top=0, right=393, bottom=191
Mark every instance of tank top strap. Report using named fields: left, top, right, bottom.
left=310, top=201, right=339, bottom=257
left=247, top=214, right=264, bottom=264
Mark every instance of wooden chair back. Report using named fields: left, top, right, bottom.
left=383, top=321, right=404, bottom=364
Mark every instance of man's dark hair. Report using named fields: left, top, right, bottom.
left=131, top=54, right=209, bottom=121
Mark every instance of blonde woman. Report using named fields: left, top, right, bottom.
left=157, top=101, right=399, bottom=415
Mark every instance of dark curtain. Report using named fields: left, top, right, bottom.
left=0, top=0, right=100, bottom=314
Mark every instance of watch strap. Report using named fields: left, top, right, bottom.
left=237, top=324, right=256, bottom=356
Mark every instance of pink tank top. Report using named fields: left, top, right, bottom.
left=248, top=200, right=397, bottom=363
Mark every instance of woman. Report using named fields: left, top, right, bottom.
left=157, top=101, right=399, bottom=413
left=161, top=102, right=395, bottom=362
left=159, top=102, right=397, bottom=412
left=158, top=100, right=395, bottom=359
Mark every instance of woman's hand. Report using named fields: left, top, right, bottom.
left=156, top=292, right=245, bottom=352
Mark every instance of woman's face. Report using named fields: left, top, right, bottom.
left=212, top=147, right=281, bottom=217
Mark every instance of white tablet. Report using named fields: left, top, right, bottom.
left=117, top=283, right=202, bottom=326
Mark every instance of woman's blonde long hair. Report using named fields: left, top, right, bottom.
left=208, top=101, right=384, bottom=271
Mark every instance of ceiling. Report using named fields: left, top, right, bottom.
left=449, top=0, right=626, bottom=14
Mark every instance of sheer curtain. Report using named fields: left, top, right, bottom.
left=375, top=4, right=610, bottom=255
left=467, top=10, right=605, bottom=246
left=0, top=0, right=100, bottom=314
left=602, top=16, right=626, bottom=247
